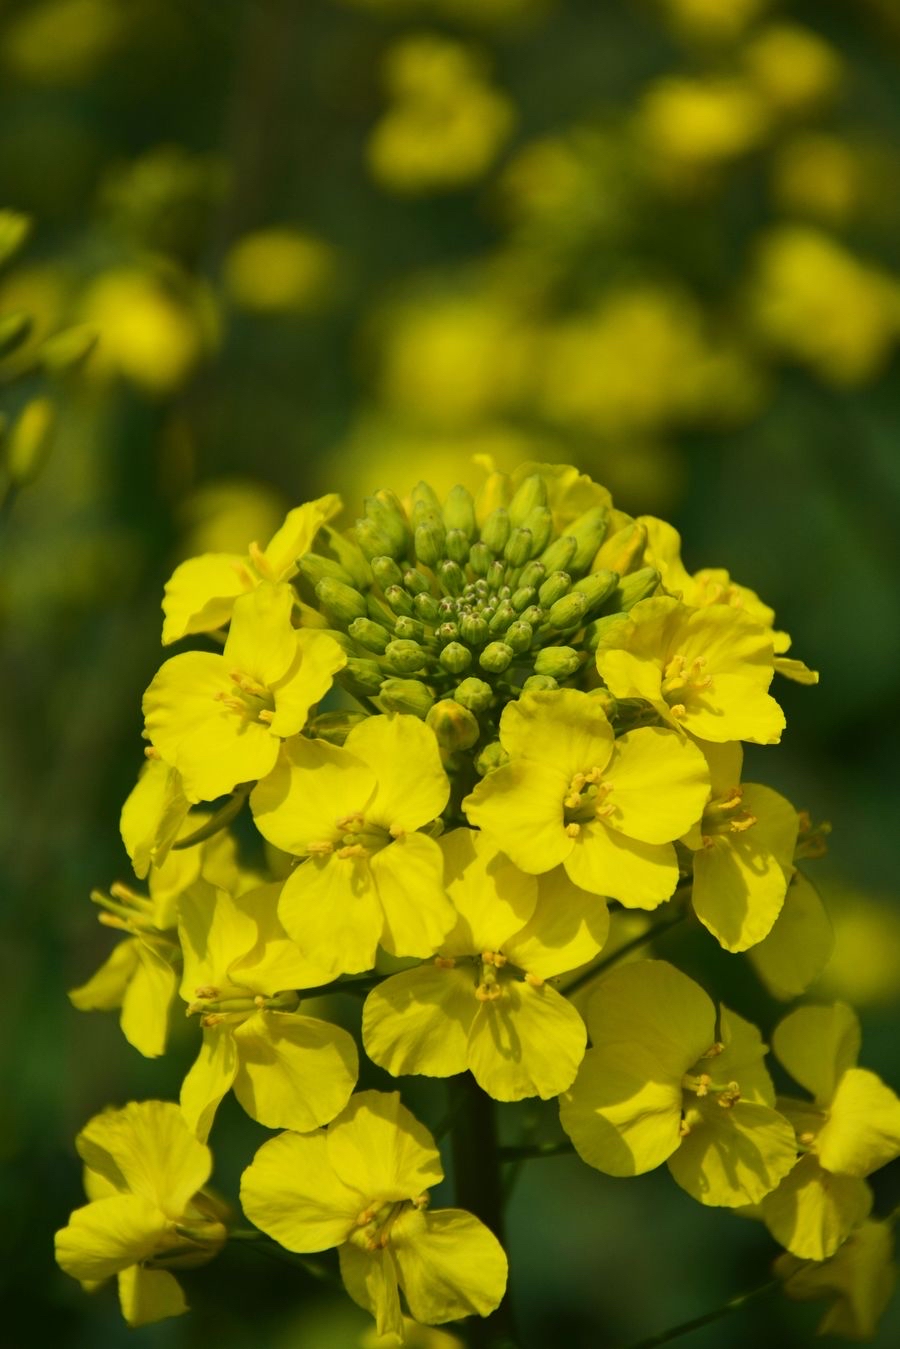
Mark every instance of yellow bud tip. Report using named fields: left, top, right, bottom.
left=144, top=745, right=161, bottom=760
left=669, top=703, right=687, bottom=720
left=254, top=995, right=266, bottom=1008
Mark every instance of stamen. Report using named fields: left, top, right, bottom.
left=434, top=956, right=456, bottom=969
left=144, top=745, right=161, bottom=760
left=247, top=541, right=275, bottom=579
left=337, top=843, right=369, bottom=859
left=565, top=822, right=581, bottom=837
left=306, top=840, right=334, bottom=855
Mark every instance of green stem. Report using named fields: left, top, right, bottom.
left=498, top=1141, right=575, bottom=1163
left=619, top=1279, right=779, bottom=1349
left=561, top=903, right=688, bottom=1001
left=309, top=971, right=386, bottom=999
left=172, top=788, right=250, bottom=850
left=449, top=1074, right=519, bottom=1349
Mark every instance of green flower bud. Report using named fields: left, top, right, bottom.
left=454, top=677, right=494, bottom=713
left=445, top=528, right=469, bottom=564
left=538, top=571, right=571, bottom=608
left=486, top=560, right=507, bottom=592
left=592, top=520, right=647, bottom=575
left=385, top=639, right=427, bottom=674
left=376, top=678, right=435, bottom=718
left=546, top=591, right=589, bottom=630
left=443, top=484, right=476, bottom=538
left=384, top=584, right=414, bottom=617
left=508, top=473, right=548, bottom=527
left=366, top=592, right=398, bottom=627
left=521, top=506, right=553, bottom=556
left=606, top=566, right=660, bottom=613
left=364, top=495, right=409, bottom=556
left=565, top=507, right=611, bottom=574
left=393, top=615, right=426, bottom=642
left=403, top=568, right=431, bottom=597
left=413, top=591, right=441, bottom=623
left=583, top=613, right=632, bottom=652
left=459, top=612, right=489, bottom=647
left=348, top=618, right=392, bottom=653
left=315, top=578, right=368, bottom=624
left=522, top=674, right=558, bottom=693
left=436, top=622, right=459, bottom=644
left=5, top=398, right=55, bottom=487
left=571, top=567, right=619, bottom=614
left=518, top=559, right=546, bottom=590
left=439, top=560, right=465, bottom=596
left=439, top=642, right=472, bottom=674
left=322, top=527, right=373, bottom=590
left=475, top=740, right=509, bottom=776
left=469, top=541, right=492, bottom=577
left=410, top=481, right=443, bottom=524
left=480, top=507, right=510, bottom=554
left=415, top=520, right=445, bottom=568
left=40, top=324, right=97, bottom=373
left=519, top=604, right=543, bottom=626
left=355, top=517, right=396, bottom=559
left=343, top=658, right=384, bottom=694
left=371, top=555, right=404, bottom=590
left=504, top=527, right=533, bottom=569
left=505, top=620, right=533, bottom=654
left=479, top=641, right=514, bottom=673
left=427, top=699, right=480, bottom=755
left=299, top=553, right=356, bottom=589
left=0, top=312, right=32, bottom=358
left=307, top=710, right=368, bottom=745
left=539, top=534, right=578, bottom=573
left=534, top=646, right=582, bottom=678
left=489, top=600, right=516, bottom=634
left=511, top=585, right=536, bottom=612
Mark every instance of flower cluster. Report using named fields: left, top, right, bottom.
left=59, top=463, right=900, bottom=1342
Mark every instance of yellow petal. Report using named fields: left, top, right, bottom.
left=120, top=944, right=178, bottom=1059
left=596, top=647, right=664, bottom=708
left=76, top=1101, right=211, bottom=1215
left=117, top=1265, right=188, bottom=1326
left=560, top=1044, right=684, bottom=1176
left=372, top=834, right=456, bottom=960
left=715, top=1004, right=776, bottom=1107
left=180, top=1028, right=240, bottom=1142
left=503, top=867, right=608, bottom=981
left=346, top=715, right=449, bottom=832
left=120, top=758, right=190, bottom=878
left=268, top=628, right=346, bottom=738
left=392, top=1208, right=508, bottom=1325
left=262, top=496, right=342, bottom=580
left=692, top=834, right=790, bottom=953
left=339, top=1243, right=404, bottom=1340
left=605, top=727, right=709, bottom=844
left=668, top=1099, right=797, bottom=1207
left=240, top=1130, right=363, bottom=1252
left=69, top=939, right=139, bottom=1012
left=250, top=736, right=376, bottom=855
left=326, top=1091, right=443, bottom=1200
left=178, top=881, right=257, bottom=998
left=467, top=979, right=586, bottom=1101
left=778, top=1219, right=897, bottom=1340
left=498, top=688, right=614, bottom=780
left=362, top=965, right=476, bottom=1079
left=463, top=761, right=572, bottom=875
left=55, top=1195, right=168, bottom=1283
left=565, top=823, right=679, bottom=909
left=439, top=828, right=537, bottom=957
left=816, top=1068, right=900, bottom=1178
left=229, top=882, right=335, bottom=993
left=161, top=553, right=248, bottom=646
left=279, top=855, right=384, bottom=976
left=583, top=958, right=717, bottom=1074
left=773, top=1003, right=861, bottom=1105
left=762, top=1154, right=873, bottom=1260
left=223, top=582, right=299, bottom=687
left=231, top=1010, right=358, bottom=1132
left=685, top=672, right=785, bottom=745
left=748, top=871, right=834, bottom=1000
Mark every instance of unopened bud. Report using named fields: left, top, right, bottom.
left=468, top=541, right=492, bottom=577
left=343, top=658, right=384, bottom=694
left=415, top=520, right=445, bottom=568
left=443, top=483, right=476, bottom=538
left=445, top=528, right=469, bottom=563
left=6, top=398, right=56, bottom=486
left=376, top=678, right=435, bottom=718
left=454, top=677, right=494, bottom=713
left=488, top=600, right=516, bottom=634
left=519, top=604, right=543, bottom=626
left=480, top=507, right=510, bottom=554
left=511, top=585, right=536, bottom=612
left=315, top=578, right=368, bottom=624
left=0, top=311, right=32, bottom=358
left=539, top=534, right=578, bottom=574
left=592, top=520, right=647, bottom=575
left=518, top=560, right=546, bottom=590
left=607, top=566, right=660, bottom=613
left=355, top=517, right=395, bottom=559
left=538, top=571, right=571, bottom=608
left=371, top=555, right=403, bottom=590
left=393, top=616, right=426, bottom=642
left=410, top=481, right=442, bottom=525
left=546, top=591, right=589, bottom=630
left=299, top=553, right=355, bottom=589
left=534, top=646, right=581, bottom=678
left=508, top=473, right=548, bottom=526
left=475, top=469, right=511, bottom=522
left=479, top=641, right=514, bottom=673
left=366, top=493, right=410, bottom=555
left=384, top=584, right=414, bottom=617
left=385, top=639, right=427, bottom=675
left=403, top=568, right=430, bottom=597
left=427, top=699, right=480, bottom=754
left=459, top=612, right=489, bottom=647
left=565, top=506, right=611, bottom=573
left=521, top=506, right=553, bottom=556
left=571, top=568, right=619, bottom=615
left=308, top=710, right=368, bottom=744
left=504, top=527, right=533, bottom=569
left=522, top=674, right=558, bottom=693
left=505, top=620, right=533, bottom=654
left=585, top=613, right=633, bottom=653
left=476, top=740, right=509, bottom=776
left=322, top=528, right=372, bottom=590
left=348, top=618, right=392, bottom=653
left=40, top=324, right=97, bottom=373
left=439, top=560, right=464, bottom=596
left=413, top=591, right=441, bottom=623
left=439, top=642, right=472, bottom=674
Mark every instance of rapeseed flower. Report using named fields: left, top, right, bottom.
left=776, top=1219, right=897, bottom=1341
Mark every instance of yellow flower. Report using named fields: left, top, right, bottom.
left=240, top=1090, right=507, bottom=1340
left=560, top=960, right=797, bottom=1206
left=224, top=228, right=337, bottom=314
left=595, top=596, right=785, bottom=744
left=776, top=1219, right=897, bottom=1341
left=161, top=493, right=340, bottom=644
left=463, top=689, right=709, bottom=908
left=119, top=757, right=191, bottom=879
left=748, top=871, right=834, bottom=1000
left=363, top=830, right=607, bottom=1101
left=683, top=740, right=798, bottom=951
left=743, top=24, right=842, bottom=116
left=250, top=714, right=454, bottom=974
left=55, top=1101, right=225, bottom=1326
left=640, top=515, right=775, bottom=627
left=762, top=1003, right=900, bottom=1260
left=143, top=582, right=345, bottom=803
left=178, top=881, right=358, bottom=1140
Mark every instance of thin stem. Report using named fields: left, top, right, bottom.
left=498, top=1141, right=575, bottom=1163
left=172, top=787, right=250, bottom=850
left=561, top=903, right=688, bottom=1001
left=619, top=1279, right=779, bottom=1349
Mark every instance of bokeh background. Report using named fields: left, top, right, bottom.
left=2, top=0, right=900, bottom=1346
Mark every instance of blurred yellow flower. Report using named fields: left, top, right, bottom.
left=3, top=0, right=124, bottom=87
left=635, top=76, right=768, bottom=176
left=771, top=134, right=862, bottom=225
left=743, top=23, right=842, bottom=115
left=224, top=228, right=338, bottom=313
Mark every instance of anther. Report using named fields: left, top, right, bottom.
left=337, top=843, right=369, bottom=859
left=194, top=986, right=219, bottom=999
left=389, top=824, right=406, bottom=839
left=434, top=956, right=456, bottom=969
left=565, top=822, right=581, bottom=837
left=306, top=840, right=334, bottom=855
left=144, top=745, right=161, bottom=760
left=257, top=709, right=275, bottom=724
left=525, top=972, right=544, bottom=988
